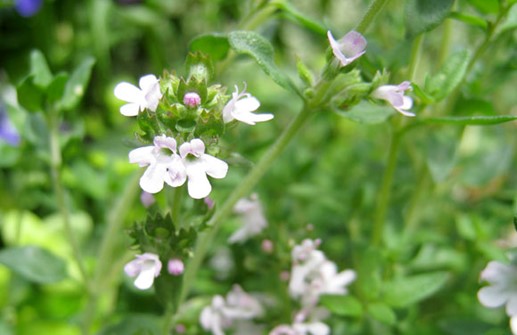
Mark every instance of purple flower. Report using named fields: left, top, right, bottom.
left=15, top=0, right=43, bottom=17
left=0, top=104, right=20, bottom=146
left=327, top=30, right=367, bottom=67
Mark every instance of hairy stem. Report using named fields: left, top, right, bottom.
left=355, top=0, right=391, bottom=34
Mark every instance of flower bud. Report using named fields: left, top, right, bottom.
left=183, top=92, right=201, bottom=108
left=167, top=258, right=185, bottom=276
left=261, top=239, right=274, bottom=253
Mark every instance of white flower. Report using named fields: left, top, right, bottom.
left=478, top=261, right=517, bottom=316
left=124, top=253, right=162, bottom=290
left=222, top=85, right=274, bottom=125
left=129, top=135, right=187, bottom=194
left=269, top=321, right=329, bottom=335
left=114, top=74, right=162, bottom=116
left=371, top=81, right=414, bottom=117
left=200, top=285, right=263, bottom=335
left=327, top=30, right=367, bottom=67
left=289, top=239, right=356, bottom=307
left=228, top=194, right=268, bottom=244
left=179, top=138, right=228, bottom=199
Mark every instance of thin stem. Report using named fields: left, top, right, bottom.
left=408, top=34, right=424, bottom=81
left=355, top=0, right=391, bottom=34
left=48, top=112, right=90, bottom=291
left=179, top=104, right=314, bottom=305
left=162, top=303, right=175, bottom=335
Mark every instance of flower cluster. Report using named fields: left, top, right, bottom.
left=228, top=193, right=268, bottom=244
left=478, top=260, right=517, bottom=334
left=124, top=253, right=185, bottom=290
left=327, top=30, right=414, bottom=116
left=200, top=285, right=264, bottom=335
left=114, top=71, right=274, bottom=200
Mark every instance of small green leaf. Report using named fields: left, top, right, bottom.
left=228, top=31, right=300, bottom=96
left=449, top=11, right=488, bottom=30
left=419, top=115, right=517, bottom=126
left=425, top=50, right=470, bottom=101
left=335, top=101, right=394, bottom=124
left=466, top=0, right=499, bottom=14
left=29, top=50, right=53, bottom=88
left=47, top=73, right=69, bottom=106
left=383, top=271, right=449, bottom=307
left=320, top=295, right=363, bottom=317
left=368, top=302, right=397, bottom=325
left=57, top=57, right=96, bottom=112
left=189, top=33, right=230, bottom=61
left=405, top=0, right=455, bottom=38
left=0, top=246, right=67, bottom=284
left=17, top=77, right=44, bottom=113
left=412, top=83, right=436, bottom=104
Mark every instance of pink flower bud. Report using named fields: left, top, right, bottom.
left=261, top=239, right=274, bottom=253
left=183, top=92, right=201, bottom=108
left=140, top=191, right=155, bottom=208
left=167, top=258, right=185, bottom=276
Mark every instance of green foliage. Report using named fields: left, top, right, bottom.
left=425, top=50, right=470, bottom=102
left=405, top=0, right=455, bottom=38
left=320, top=295, right=363, bottom=317
left=382, top=272, right=449, bottom=307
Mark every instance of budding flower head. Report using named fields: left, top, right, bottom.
left=183, top=92, right=201, bottom=108
left=327, top=30, right=367, bottom=67
left=167, top=258, right=185, bottom=276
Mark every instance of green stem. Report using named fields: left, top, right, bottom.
left=162, top=303, right=175, bottom=335
left=355, top=0, right=391, bottom=34
left=48, top=112, right=90, bottom=291
left=408, top=34, right=424, bottom=81
left=179, top=104, right=314, bottom=304
left=81, top=172, right=141, bottom=334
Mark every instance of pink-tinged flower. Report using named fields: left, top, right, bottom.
left=167, top=258, right=185, bottom=276
left=114, top=74, right=162, bottom=116
left=183, top=92, right=201, bottom=108
left=327, top=30, right=367, bottom=67
left=371, top=81, right=414, bottom=117
left=179, top=138, right=228, bottom=199
left=262, top=239, right=274, bottom=253
left=228, top=194, right=268, bottom=244
left=129, top=135, right=187, bottom=194
left=222, top=85, right=274, bottom=125
left=124, top=253, right=162, bottom=290
left=200, top=285, right=263, bottom=335
left=140, top=191, right=155, bottom=208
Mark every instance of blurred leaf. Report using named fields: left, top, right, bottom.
left=383, top=271, right=449, bottom=307
left=419, top=115, right=517, bottom=126
left=57, top=57, right=96, bottom=112
left=425, top=50, right=470, bottom=101
left=405, top=0, right=455, bottom=38
left=97, top=314, right=160, bottom=335
left=0, top=246, right=67, bottom=284
left=228, top=31, right=300, bottom=96
left=424, top=127, right=461, bottom=182
left=336, top=101, right=394, bottom=124
left=368, top=302, right=397, bottom=325
left=412, top=83, right=436, bottom=104
left=17, top=77, right=44, bottom=113
left=47, top=73, right=69, bottom=106
left=499, top=4, right=517, bottom=34
left=277, top=1, right=327, bottom=35
left=320, top=295, right=363, bottom=317
left=449, top=11, right=488, bottom=30
left=466, top=0, right=499, bottom=14
left=439, top=318, right=493, bottom=335
left=0, top=321, right=13, bottom=335
left=189, top=33, right=230, bottom=61
left=29, top=50, right=53, bottom=88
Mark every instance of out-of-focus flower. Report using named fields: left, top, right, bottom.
left=129, top=135, right=186, bottom=194
left=167, top=258, right=184, bottom=276
left=327, top=30, right=367, bottom=67
left=262, top=239, right=274, bottom=253
left=478, top=261, right=517, bottom=317
left=222, top=85, right=273, bottom=125
left=228, top=193, right=268, bottom=244
left=289, top=239, right=356, bottom=307
left=183, top=92, right=201, bottom=108
left=179, top=138, right=228, bottom=199
left=114, top=74, right=162, bottom=116
left=269, top=321, right=329, bottom=335
left=200, top=285, right=263, bottom=335
left=124, top=253, right=162, bottom=290
left=140, top=191, right=155, bottom=208
left=14, top=0, right=43, bottom=17
left=0, top=104, right=20, bottom=146
left=371, top=81, right=414, bottom=117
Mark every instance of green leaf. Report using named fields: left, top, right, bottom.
left=57, top=57, right=96, bottom=112
left=276, top=1, right=327, bottom=35
left=419, top=115, right=517, bottom=126
left=336, top=101, right=394, bottom=124
left=189, top=33, right=230, bottom=61
left=466, top=0, right=499, bottom=14
left=0, top=246, right=67, bottom=284
left=16, top=77, right=44, bottom=113
left=368, top=302, right=397, bottom=325
left=228, top=31, right=300, bottom=96
left=449, top=11, right=488, bottom=30
left=320, top=295, right=363, bottom=317
left=98, top=314, right=160, bottom=335
left=405, top=0, right=455, bottom=38
left=412, top=83, right=436, bottom=104
left=382, top=271, right=449, bottom=307
left=47, top=73, right=69, bottom=106
left=425, top=50, right=470, bottom=101
left=29, top=50, right=53, bottom=88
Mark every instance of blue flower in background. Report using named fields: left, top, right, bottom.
left=0, top=103, right=20, bottom=146
left=14, top=0, right=43, bottom=17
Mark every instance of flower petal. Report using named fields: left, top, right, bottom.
left=203, top=154, right=228, bottom=179
left=133, top=265, right=157, bottom=290
left=185, top=160, right=212, bottom=199
left=140, top=163, right=167, bottom=194
left=233, top=111, right=274, bottom=125
left=114, top=82, right=143, bottom=103
left=120, top=102, right=142, bottom=116
left=234, top=96, right=260, bottom=113
left=164, top=156, right=187, bottom=187
left=129, top=146, right=155, bottom=166
left=139, top=74, right=159, bottom=92
left=478, top=285, right=509, bottom=308
left=339, top=31, right=367, bottom=59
